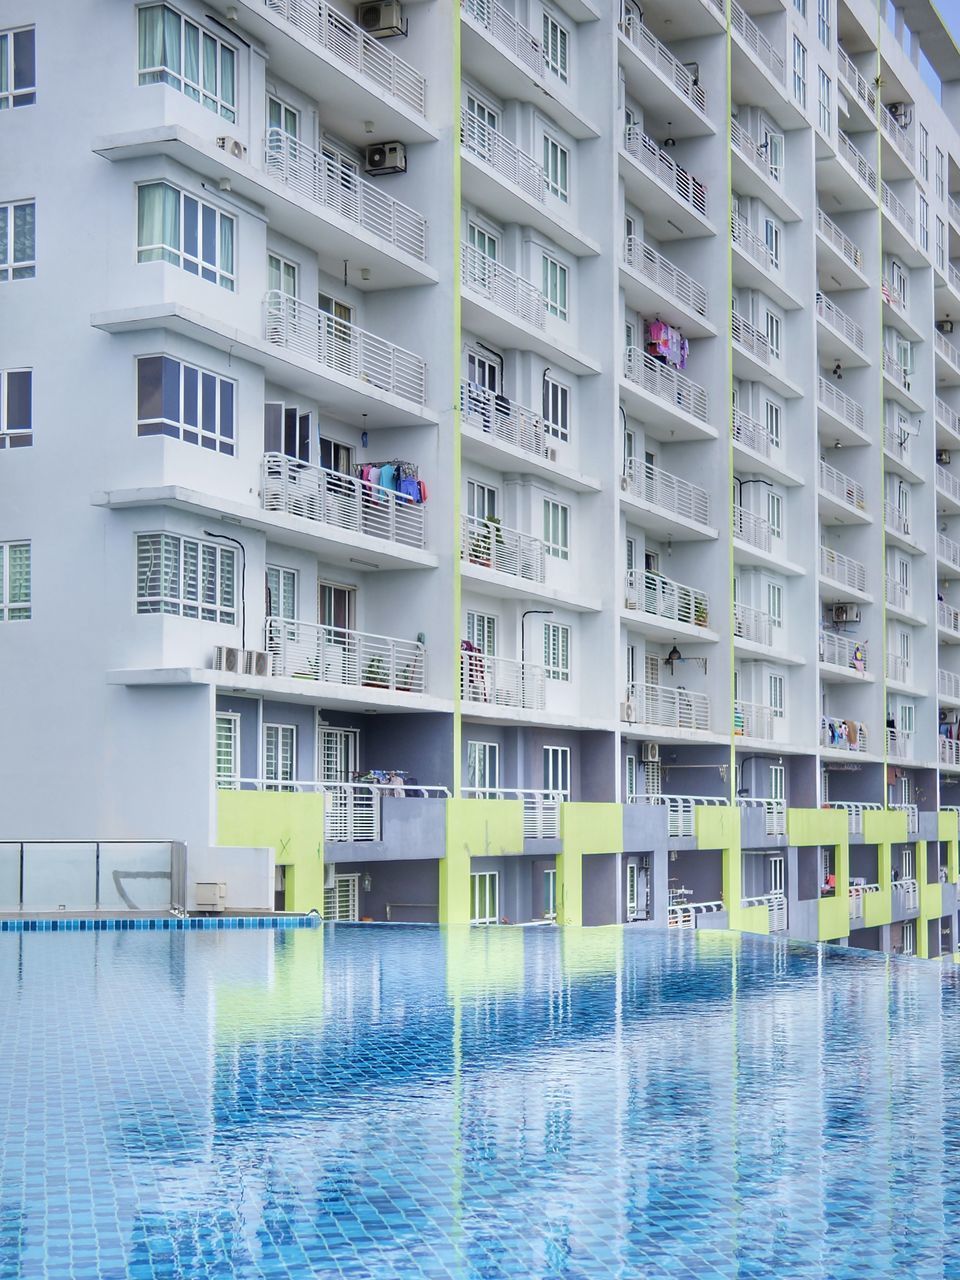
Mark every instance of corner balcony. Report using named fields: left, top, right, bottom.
left=937, top=465, right=960, bottom=515
left=731, top=308, right=770, bottom=367
left=936, top=331, right=960, bottom=386
left=837, top=48, right=877, bottom=120
left=818, top=460, right=868, bottom=524
left=461, top=111, right=544, bottom=203
left=735, top=602, right=773, bottom=648
left=617, top=14, right=709, bottom=134
left=879, top=104, right=915, bottom=175
left=816, top=293, right=866, bottom=364
left=884, top=501, right=917, bottom=550
left=848, top=882, right=882, bottom=921
left=461, top=651, right=546, bottom=712
left=730, top=118, right=798, bottom=221
left=939, top=600, right=960, bottom=642
left=818, top=376, right=867, bottom=446
left=886, top=576, right=917, bottom=622
left=733, top=504, right=772, bottom=554
left=883, top=421, right=918, bottom=479
left=819, top=545, right=869, bottom=600
left=623, top=682, right=712, bottom=734
left=937, top=398, right=960, bottom=448
left=882, top=349, right=921, bottom=412
left=265, top=618, right=425, bottom=694
left=620, top=458, right=715, bottom=540
left=939, top=668, right=960, bottom=704
left=835, top=131, right=879, bottom=204
left=734, top=700, right=777, bottom=741
left=820, top=631, right=871, bottom=681
left=461, top=243, right=544, bottom=330
left=891, top=877, right=919, bottom=916
left=460, top=514, right=545, bottom=584
left=738, top=797, right=787, bottom=837
left=881, top=182, right=918, bottom=258
left=942, top=533, right=960, bottom=576
left=623, top=569, right=715, bottom=639
left=815, top=208, right=867, bottom=289
left=827, top=800, right=882, bottom=836
left=460, top=787, right=562, bottom=839
left=621, top=127, right=711, bottom=240
left=732, top=409, right=783, bottom=476
left=730, top=1, right=785, bottom=85
left=621, top=238, right=712, bottom=337
left=820, top=717, right=869, bottom=752
left=622, top=347, right=712, bottom=441
left=631, top=794, right=728, bottom=838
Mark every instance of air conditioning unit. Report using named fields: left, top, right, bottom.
left=938, top=320, right=955, bottom=334
left=889, top=102, right=913, bottom=126
left=641, top=742, right=660, bottom=763
left=621, top=701, right=637, bottom=723
left=214, top=645, right=242, bottom=673
left=364, top=141, right=406, bottom=175
left=217, top=135, right=247, bottom=160
left=938, top=450, right=952, bottom=465
left=244, top=649, right=272, bottom=677
left=544, top=446, right=558, bottom=462
left=831, top=604, right=861, bottom=624
left=195, top=882, right=226, bottom=913
left=356, top=0, right=405, bottom=35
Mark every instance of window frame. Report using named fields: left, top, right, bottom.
left=919, top=124, right=929, bottom=182
left=542, top=252, right=569, bottom=320
left=817, top=67, right=831, bottom=135
left=266, top=564, right=298, bottom=622
left=542, top=12, right=570, bottom=84
left=215, top=712, right=240, bottom=786
left=816, top=0, right=831, bottom=47
left=0, top=368, right=32, bottom=448
left=792, top=36, right=807, bottom=108
left=135, top=531, right=237, bottom=624
left=543, top=375, right=570, bottom=441
left=0, top=199, right=35, bottom=281
left=765, top=310, right=782, bottom=360
left=136, top=354, right=236, bottom=454
left=919, top=194, right=929, bottom=252
left=542, top=132, right=569, bottom=203
left=466, top=740, right=500, bottom=795
left=543, top=621, right=570, bottom=681
left=542, top=744, right=571, bottom=797
left=542, top=498, right=570, bottom=560
left=0, top=540, right=30, bottom=621
left=137, top=4, right=237, bottom=122
left=136, top=181, right=235, bottom=290
left=0, top=26, right=36, bottom=110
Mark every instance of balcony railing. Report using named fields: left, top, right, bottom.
left=625, top=682, right=711, bottom=731
left=826, top=800, right=882, bottom=836
left=938, top=465, right=960, bottom=507
left=837, top=47, right=876, bottom=113
left=883, top=421, right=912, bottom=464
left=325, top=782, right=449, bottom=843
left=819, top=460, right=865, bottom=512
left=265, top=618, right=425, bottom=691
left=887, top=576, right=912, bottom=612
left=731, top=213, right=774, bottom=270
left=461, top=0, right=544, bottom=78
left=623, top=347, right=709, bottom=422
left=881, top=276, right=906, bottom=313
left=624, top=237, right=708, bottom=317
left=939, top=533, right=960, bottom=571
left=264, top=129, right=426, bottom=259
left=939, top=600, right=960, bottom=634
left=460, top=515, right=546, bottom=583
left=261, top=453, right=425, bottom=548
left=630, top=794, right=727, bottom=837
left=265, top=0, right=425, bottom=116
left=940, top=668, right=960, bottom=700
left=619, top=15, right=706, bottom=112
left=460, top=787, right=563, bottom=837
left=624, top=569, right=710, bottom=628
left=816, top=207, right=863, bottom=272
left=459, top=382, right=546, bottom=458
left=820, top=545, right=867, bottom=592
left=838, top=130, right=878, bottom=194
left=937, top=398, right=960, bottom=439
left=951, top=264, right=960, bottom=296
left=730, top=1, right=784, bottom=82
left=732, top=408, right=774, bottom=459
left=882, top=348, right=912, bottom=392
left=820, top=719, right=867, bottom=751
left=816, top=292, right=865, bottom=353
left=884, top=500, right=912, bottom=538
left=263, top=291, right=426, bottom=404
left=733, top=504, right=773, bottom=552
left=890, top=802, right=917, bottom=835
left=818, top=377, right=865, bottom=434
left=849, top=883, right=881, bottom=919
left=880, top=104, right=915, bottom=166
left=738, top=797, right=786, bottom=835
left=735, top=601, right=773, bottom=647
left=461, top=650, right=546, bottom=710
left=821, top=630, right=867, bottom=671
left=892, top=878, right=919, bottom=912
left=731, top=309, right=770, bottom=364
left=951, top=195, right=960, bottom=227
left=735, top=700, right=775, bottom=740
left=936, top=330, right=960, bottom=374
left=730, top=116, right=780, bottom=183
left=461, top=112, right=545, bottom=203
left=623, top=457, right=711, bottom=527
left=623, top=126, right=708, bottom=217
left=886, top=652, right=909, bottom=682
left=668, top=899, right=725, bottom=929
left=941, top=737, right=960, bottom=766
left=881, top=181, right=915, bottom=238
left=461, top=243, right=546, bottom=329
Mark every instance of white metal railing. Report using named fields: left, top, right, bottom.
left=817, top=292, right=865, bottom=352
left=892, top=877, right=919, bottom=913
left=951, top=265, right=960, bottom=296
left=886, top=652, right=908, bottom=682
left=730, top=116, right=780, bottom=183
left=461, top=651, right=546, bottom=710
left=733, top=504, right=773, bottom=552
left=735, top=601, right=773, bottom=647
left=887, top=576, right=911, bottom=612
left=940, top=600, right=960, bottom=634
left=937, top=330, right=960, bottom=373
left=264, top=0, right=425, bottom=116
left=624, top=569, right=710, bottom=628
left=623, top=126, right=708, bottom=216
left=459, top=382, right=546, bottom=458
left=264, top=618, right=425, bottom=691
left=731, top=309, right=770, bottom=364
left=738, top=797, right=786, bottom=835
left=731, top=213, right=774, bottom=269
left=818, top=376, right=865, bottom=434
left=461, top=112, right=545, bottom=203
left=881, top=181, right=915, bottom=238
left=938, top=465, right=960, bottom=507
left=816, top=207, right=863, bottom=272
left=619, top=15, right=706, bottom=112
left=880, top=104, right=915, bottom=166
left=821, top=630, right=867, bottom=671
left=263, top=291, right=426, bottom=404
left=891, top=802, right=919, bottom=834
left=264, top=129, right=426, bottom=259
left=630, top=794, right=727, bottom=837
left=884, top=500, right=912, bottom=538
left=735, top=700, right=775, bottom=740
left=624, top=237, right=708, bottom=317
left=886, top=730, right=913, bottom=760
left=668, top=899, right=724, bottom=928
left=940, top=668, right=960, bottom=700
left=837, top=46, right=877, bottom=112
left=941, top=737, right=960, bottom=766
left=325, top=782, right=449, bottom=842
left=937, top=398, right=960, bottom=439
left=732, top=408, right=773, bottom=459
left=827, top=801, right=882, bottom=836
left=740, top=893, right=787, bottom=930
left=730, top=1, right=784, bottom=82
left=460, top=787, right=563, bottom=837
left=461, top=0, right=544, bottom=78
left=938, top=532, right=960, bottom=571
left=849, top=882, right=881, bottom=919
left=820, top=545, right=867, bottom=592
left=883, top=421, right=911, bottom=463
left=623, top=347, right=709, bottom=422
left=819, top=459, right=865, bottom=511
left=461, top=242, right=546, bottom=328
left=838, top=130, right=878, bottom=193
left=261, top=453, right=425, bottom=548
left=882, top=347, right=912, bottom=391
left=882, top=276, right=906, bottom=313
left=625, top=682, right=711, bottom=731
left=623, top=457, right=711, bottom=527
left=820, top=719, right=868, bottom=751
left=460, top=514, right=546, bottom=583
left=951, top=195, right=960, bottom=227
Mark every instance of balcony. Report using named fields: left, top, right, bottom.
left=936, top=331, right=960, bottom=382
left=816, top=293, right=865, bottom=359
left=939, top=600, right=960, bottom=638
left=730, top=1, right=784, bottom=84
left=886, top=732, right=913, bottom=763
left=621, top=457, right=713, bottom=538
left=624, top=682, right=712, bottom=732
left=818, top=377, right=866, bottom=442
left=883, top=421, right=914, bottom=472
left=820, top=630, right=868, bottom=674
left=820, top=545, right=867, bottom=594
left=891, top=877, right=919, bottom=914
left=734, top=700, right=776, bottom=740
left=881, top=181, right=915, bottom=240
left=837, top=131, right=878, bottom=196
left=886, top=576, right=913, bottom=616
left=886, top=652, right=909, bottom=683
left=939, top=532, right=960, bottom=574
left=848, top=882, right=881, bottom=920
left=461, top=243, right=545, bottom=330
left=879, top=104, right=915, bottom=169
left=622, top=127, right=709, bottom=225
left=731, top=309, right=770, bottom=366
left=738, top=797, right=787, bottom=836
left=939, top=468, right=960, bottom=516
left=827, top=800, right=882, bottom=836
left=881, top=276, right=906, bottom=315
left=623, top=347, right=710, bottom=429
left=460, top=515, right=546, bottom=584
left=837, top=48, right=877, bottom=116
left=461, top=650, right=545, bottom=711
left=882, top=349, right=918, bottom=408
left=937, top=398, right=960, bottom=444
left=883, top=501, right=914, bottom=543
left=262, top=453, right=425, bottom=548
left=622, top=237, right=709, bottom=327
left=624, top=569, right=711, bottom=630
left=733, top=505, right=773, bottom=553
left=951, top=195, right=960, bottom=229
left=941, top=737, right=960, bottom=767
left=460, top=787, right=562, bottom=838
left=461, top=111, right=544, bottom=203
left=940, top=668, right=960, bottom=702
left=730, top=117, right=780, bottom=187
left=816, top=207, right=864, bottom=276
left=820, top=718, right=868, bottom=751
left=732, top=409, right=776, bottom=462
left=731, top=214, right=774, bottom=271
left=265, top=618, right=425, bottom=692
left=618, top=14, right=707, bottom=116
left=461, top=0, right=543, bottom=79
left=263, top=290, right=426, bottom=405
left=819, top=460, right=866, bottom=518
left=460, top=382, right=546, bottom=460
left=735, top=602, right=773, bottom=647
left=631, top=794, right=728, bottom=838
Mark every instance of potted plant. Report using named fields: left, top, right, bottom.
left=694, top=598, right=708, bottom=627
left=362, top=656, right=389, bottom=688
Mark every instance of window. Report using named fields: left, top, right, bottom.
left=136, top=532, right=236, bottom=623
left=0, top=200, right=35, bottom=281
left=543, top=622, right=570, bottom=681
left=767, top=491, right=783, bottom=538
left=216, top=713, right=239, bottom=786
left=264, top=724, right=296, bottom=789
left=0, top=368, right=31, bottom=447
left=937, top=217, right=946, bottom=272
left=266, top=565, right=297, bottom=620
left=898, top=702, right=915, bottom=735
left=138, top=5, right=236, bottom=122
left=0, top=541, right=30, bottom=621
left=466, top=92, right=499, bottom=132
left=543, top=868, right=557, bottom=920
left=769, top=672, right=785, bottom=717
left=818, top=68, right=831, bottom=134
left=318, top=725, right=358, bottom=784
left=543, top=376, right=570, bottom=441
left=767, top=582, right=783, bottom=628
left=765, top=311, right=782, bottom=359
left=466, top=610, right=497, bottom=655
left=761, top=124, right=784, bottom=182
left=817, top=0, right=830, bottom=46
left=466, top=347, right=500, bottom=393
left=542, top=254, right=568, bottom=319
left=267, top=95, right=299, bottom=140
left=770, top=764, right=785, bottom=800
left=919, top=125, right=929, bottom=182
left=625, top=754, right=638, bottom=799
left=466, top=480, right=498, bottom=520
left=765, top=400, right=782, bottom=450
left=792, top=37, right=807, bottom=108
left=0, top=26, right=35, bottom=109
left=268, top=253, right=298, bottom=298
left=542, top=13, right=569, bottom=84
left=467, top=741, right=499, bottom=794
left=764, top=218, right=782, bottom=269
left=470, top=871, right=499, bottom=924
left=136, top=356, right=235, bottom=454
left=267, top=403, right=312, bottom=462
left=889, top=258, right=908, bottom=302
left=543, top=745, right=571, bottom=797
left=543, top=135, right=569, bottom=202
left=137, top=183, right=235, bottom=289
left=936, top=147, right=945, bottom=200
left=543, top=499, right=570, bottom=560
left=793, top=0, right=806, bottom=15
left=467, top=221, right=498, bottom=261
left=919, top=195, right=929, bottom=252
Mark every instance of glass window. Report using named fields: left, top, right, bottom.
left=764, top=218, right=782, bottom=269
left=793, top=0, right=806, bottom=16
left=138, top=5, right=237, bottom=122
left=215, top=714, right=239, bottom=785
left=543, top=376, right=570, bottom=441
left=767, top=491, right=783, bottom=538
left=0, top=368, right=31, bottom=447
left=466, top=610, right=497, bottom=655
left=0, top=200, right=35, bottom=281
left=136, top=532, right=236, bottom=623
left=818, top=68, right=831, bottom=135
left=770, top=764, right=785, bottom=800
left=817, top=0, right=830, bottom=46
left=542, top=499, right=570, bottom=560
left=0, top=27, right=35, bottom=109
left=542, top=254, right=568, bottom=319
left=137, top=183, right=235, bottom=290
left=470, top=871, right=499, bottom=924
left=936, top=147, right=945, bottom=199
left=264, top=724, right=296, bottom=789
left=268, top=253, right=298, bottom=297
left=919, top=125, right=929, bottom=181
left=919, top=195, right=929, bottom=251
left=136, top=355, right=235, bottom=454
left=769, top=672, right=785, bottom=717
left=467, top=741, right=499, bottom=794
left=767, top=582, right=783, bottom=627
left=543, top=622, right=570, bottom=681
left=266, top=565, right=297, bottom=620
left=542, top=134, right=569, bottom=202
left=267, top=95, right=299, bottom=140
left=0, top=541, right=30, bottom=621
left=765, top=400, right=782, bottom=449
left=765, top=311, right=782, bottom=359
left=937, top=217, right=945, bottom=271
left=792, top=37, right=807, bottom=108
left=543, top=744, right=571, bottom=797
left=542, top=13, right=569, bottom=83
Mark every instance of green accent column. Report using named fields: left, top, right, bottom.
left=786, top=808, right=849, bottom=941
left=216, top=790, right=325, bottom=913
left=440, top=797, right=524, bottom=924
left=556, top=803, right=623, bottom=926
left=697, top=805, right=743, bottom=927
left=863, top=809, right=906, bottom=932
left=916, top=842, right=942, bottom=958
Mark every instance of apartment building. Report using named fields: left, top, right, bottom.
left=3, top=0, right=960, bottom=954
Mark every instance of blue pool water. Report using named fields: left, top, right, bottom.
left=3, top=925, right=960, bottom=1280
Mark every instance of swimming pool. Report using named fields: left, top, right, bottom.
left=2, top=924, right=959, bottom=1279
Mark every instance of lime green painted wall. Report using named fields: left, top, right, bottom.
left=440, top=797, right=524, bottom=924
left=694, top=805, right=742, bottom=928
left=556, top=802, right=623, bottom=926
left=216, top=790, right=325, bottom=914
left=784, top=809, right=849, bottom=941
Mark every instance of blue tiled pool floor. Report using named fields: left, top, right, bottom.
left=2, top=925, right=960, bottom=1278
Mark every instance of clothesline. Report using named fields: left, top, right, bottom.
left=354, top=460, right=427, bottom=505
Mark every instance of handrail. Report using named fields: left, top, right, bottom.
left=939, top=532, right=960, bottom=572
left=883, top=421, right=912, bottom=463
left=820, top=544, right=866, bottom=592
left=818, top=376, right=865, bottom=434
left=623, top=125, right=708, bottom=216
left=816, top=207, right=863, bottom=271
left=459, top=382, right=546, bottom=458
left=733, top=504, right=773, bottom=552
left=732, top=408, right=774, bottom=459
left=838, top=130, right=878, bottom=193
left=937, top=398, right=960, bottom=439
left=881, top=181, right=915, bottom=238
left=625, top=681, right=711, bottom=731
left=886, top=729, right=913, bottom=760
left=820, top=630, right=867, bottom=671
left=460, top=514, right=546, bottom=583
left=936, top=330, right=960, bottom=372
left=629, top=794, right=727, bottom=837
left=879, top=103, right=915, bottom=165
left=820, top=719, right=868, bottom=751
left=623, top=456, right=711, bottom=526
left=891, top=877, right=919, bottom=912
left=883, top=500, right=912, bottom=538
left=735, top=700, right=775, bottom=740
left=461, top=0, right=544, bottom=79
left=730, top=0, right=784, bottom=82
left=848, top=883, right=881, bottom=918
left=619, top=14, right=706, bottom=112
left=881, top=275, right=906, bottom=312
left=461, top=111, right=545, bottom=203
left=737, top=797, right=786, bottom=835
left=938, top=465, right=960, bottom=507
left=826, top=801, right=882, bottom=835
left=937, top=601, right=958, bottom=634
left=461, top=242, right=546, bottom=329
left=819, top=459, right=865, bottom=511
left=816, top=292, right=865, bottom=352
left=731, top=213, right=773, bottom=269
left=734, top=601, right=773, bottom=646
left=264, top=618, right=426, bottom=691
left=623, top=346, right=709, bottom=422
left=887, top=575, right=912, bottom=611
left=940, top=736, right=960, bottom=766
left=460, top=787, right=564, bottom=837
left=837, top=46, right=876, bottom=112
left=624, top=236, right=708, bottom=317
left=950, top=194, right=960, bottom=227
left=460, top=650, right=546, bottom=710
left=891, top=802, right=919, bottom=832
left=731, top=308, right=770, bottom=364
left=886, top=651, right=908, bottom=682
left=730, top=116, right=780, bottom=183
left=624, top=568, right=710, bottom=627
left=940, top=668, right=960, bottom=700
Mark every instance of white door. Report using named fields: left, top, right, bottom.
left=324, top=874, right=358, bottom=921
